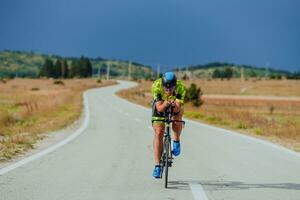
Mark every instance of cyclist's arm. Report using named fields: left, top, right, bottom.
left=152, top=79, right=169, bottom=112
left=175, top=81, right=186, bottom=105
left=155, top=100, right=170, bottom=113
left=173, top=99, right=181, bottom=108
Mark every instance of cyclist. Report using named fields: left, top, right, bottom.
left=151, top=72, right=186, bottom=178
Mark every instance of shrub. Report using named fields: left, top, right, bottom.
left=0, top=109, right=10, bottom=127
left=132, top=77, right=139, bottom=81
left=182, top=74, right=188, bottom=80
left=53, top=80, right=64, bottom=85
left=0, top=78, right=7, bottom=84
left=0, top=109, right=18, bottom=129
left=254, top=128, right=263, bottom=135
left=237, top=122, right=248, bottom=129
left=31, top=87, right=40, bottom=91
left=268, top=104, right=275, bottom=115
left=97, top=79, right=102, bottom=83
left=185, top=83, right=203, bottom=107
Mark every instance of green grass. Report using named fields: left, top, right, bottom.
left=184, top=111, right=226, bottom=125
left=252, top=128, right=264, bottom=135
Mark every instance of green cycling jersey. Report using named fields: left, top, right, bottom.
left=151, top=78, right=186, bottom=104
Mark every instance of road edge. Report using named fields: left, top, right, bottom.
left=0, top=90, right=90, bottom=175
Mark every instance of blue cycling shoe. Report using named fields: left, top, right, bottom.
left=152, top=165, right=161, bottom=178
left=173, top=141, right=181, bottom=156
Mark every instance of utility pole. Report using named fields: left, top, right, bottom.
left=189, top=66, right=193, bottom=82
left=128, top=61, right=131, bottom=80
left=264, top=61, right=270, bottom=79
left=106, top=63, right=110, bottom=80
left=241, top=66, right=244, bottom=81
left=157, top=64, right=160, bottom=78
left=15, top=67, right=18, bottom=78
left=178, top=66, right=181, bottom=79
left=151, top=68, right=154, bottom=80
left=185, top=65, right=191, bottom=82
left=61, top=62, right=65, bottom=79
left=98, top=65, right=101, bottom=79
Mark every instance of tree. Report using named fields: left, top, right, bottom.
left=212, top=69, right=221, bottom=78
left=78, top=56, right=93, bottom=77
left=68, top=57, right=92, bottom=78
left=53, top=59, right=62, bottom=78
left=212, top=67, right=233, bottom=79
left=287, top=71, right=300, bottom=80
left=61, top=59, right=69, bottom=78
left=39, top=58, right=54, bottom=77
left=84, top=57, right=93, bottom=77
left=69, top=60, right=79, bottom=78
left=224, top=67, right=233, bottom=79
left=249, top=70, right=257, bottom=77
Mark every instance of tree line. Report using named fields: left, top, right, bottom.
left=212, top=67, right=233, bottom=79
left=39, top=56, right=92, bottom=78
left=211, top=67, right=300, bottom=80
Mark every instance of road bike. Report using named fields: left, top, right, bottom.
left=153, top=104, right=185, bottom=188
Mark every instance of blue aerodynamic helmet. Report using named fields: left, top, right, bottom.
left=162, top=72, right=177, bottom=89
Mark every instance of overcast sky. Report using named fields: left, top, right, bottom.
left=0, top=0, right=299, bottom=72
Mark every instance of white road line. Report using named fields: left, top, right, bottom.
left=189, top=183, right=209, bottom=200
left=0, top=91, right=90, bottom=176
left=186, top=119, right=300, bottom=158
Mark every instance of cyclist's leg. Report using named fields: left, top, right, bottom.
left=151, top=99, right=166, bottom=165
left=172, top=107, right=183, bottom=156
left=153, top=122, right=165, bottom=165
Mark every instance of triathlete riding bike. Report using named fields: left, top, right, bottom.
left=151, top=72, right=186, bottom=178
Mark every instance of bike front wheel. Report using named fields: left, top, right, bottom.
left=164, top=137, right=170, bottom=188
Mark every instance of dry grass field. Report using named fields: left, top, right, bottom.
left=0, top=78, right=116, bottom=161
left=189, top=78, right=300, bottom=96
left=117, top=79, right=300, bottom=152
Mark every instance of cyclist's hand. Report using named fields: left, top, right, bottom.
left=173, top=99, right=181, bottom=110
left=162, top=100, right=169, bottom=108
left=169, top=100, right=176, bottom=107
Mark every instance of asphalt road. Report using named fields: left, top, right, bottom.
left=0, top=81, right=300, bottom=200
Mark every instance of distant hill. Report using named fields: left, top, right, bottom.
left=1, top=51, right=298, bottom=79
left=0, top=50, right=154, bottom=79
left=176, top=62, right=293, bottom=79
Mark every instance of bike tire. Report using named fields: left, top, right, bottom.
left=160, top=151, right=165, bottom=178
left=164, top=136, right=169, bottom=188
